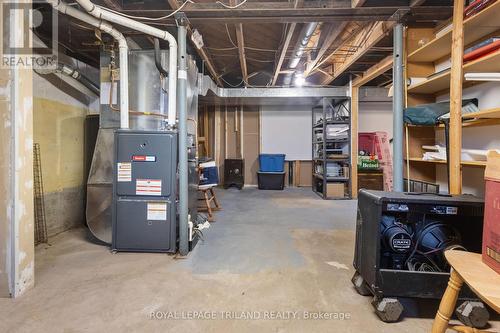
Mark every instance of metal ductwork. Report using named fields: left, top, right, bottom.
left=283, top=22, right=319, bottom=86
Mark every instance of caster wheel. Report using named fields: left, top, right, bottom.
left=351, top=271, right=371, bottom=296
left=456, top=301, right=490, bottom=329
left=372, top=297, right=403, bottom=323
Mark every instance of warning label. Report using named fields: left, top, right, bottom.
left=147, top=202, right=167, bottom=221
left=117, top=163, right=132, bottom=182
left=136, top=179, right=162, bottom=196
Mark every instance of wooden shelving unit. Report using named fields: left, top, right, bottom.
left=408, top=48, right=500, bottom=94
left=405, top=2, right=500, bottom=191
left=407, top=1, right=500, bottom=63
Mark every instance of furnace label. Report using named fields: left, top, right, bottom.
left=117, top=162, right=132, bottom=182
left=136, top=179, right=162, bottom=196
left=147, top=202, right=167, bottom=221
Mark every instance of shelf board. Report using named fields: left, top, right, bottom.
left=407, top=157, right=486, bottom=167
left=313, top=120, right=350, bottom=128
left=462, top=107, right=500, bottom=119
left=313, top=139, right=349, bottom=144
left=313, top=173, right=350, bottom=181
left=407, top=48, right=500, bottom=94
left=408, top=1, right=500, bottom=63
left=313, top=157, right=350, bottom=162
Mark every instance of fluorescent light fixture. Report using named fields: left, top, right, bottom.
left=294, top=73, right=305, bottom=87
left=465, top=72, right=500, bottom=81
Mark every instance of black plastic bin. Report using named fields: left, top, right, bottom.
left=257, top=171, right=285, bottom=190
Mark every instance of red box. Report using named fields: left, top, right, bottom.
left=483, top=151, right=500, bottom=274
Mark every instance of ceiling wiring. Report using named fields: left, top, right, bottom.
left=215, top=0, right=248, bottom=9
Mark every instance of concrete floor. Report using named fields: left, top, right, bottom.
left=0, top=187, right=498, bottom=332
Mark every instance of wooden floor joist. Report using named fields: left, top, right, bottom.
left=321, top=21, right=394, bottom=85
left=352, top=55, right=393, bottom=87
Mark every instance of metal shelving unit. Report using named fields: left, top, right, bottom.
left=312, top=97, right=351, bottom=199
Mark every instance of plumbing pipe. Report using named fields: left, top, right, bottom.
left=36, top=62, right=100, bottom=96
left=392, top=23, right=404, bottom=192
left=177, top=22, right=188, bottom=256
left=57, top=63, right=100, bottom=95
left=74, top=0, right=178, bottom=126
left=154, top=39, right=169, bottom=78
left=51, top=0, right=130, bottom=129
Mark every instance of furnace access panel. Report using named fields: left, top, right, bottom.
left=112, top=130, right=178, bottom=253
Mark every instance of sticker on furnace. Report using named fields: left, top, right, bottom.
left=136, top=179, right=162, bottom=196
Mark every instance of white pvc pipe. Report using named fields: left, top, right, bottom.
left=74, top=0, right=178, bottom=125
left=51, top=0, right=130, bottom=129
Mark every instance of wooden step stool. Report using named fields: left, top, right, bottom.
left=198, top=185, right=221, bottom=222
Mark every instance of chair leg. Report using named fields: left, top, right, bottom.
left=432, top=269, right=464, bottom=333
left=210, top=188, right=221, bottom=209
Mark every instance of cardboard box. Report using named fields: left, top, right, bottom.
left=327, top=183, right=345, bottom=198
left=483, top=151, right=500, bottom=274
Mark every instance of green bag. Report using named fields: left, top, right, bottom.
left=403, top=99, right=478, bottom=126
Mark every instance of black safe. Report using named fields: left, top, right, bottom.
left=224, top=158, right=244, bottom=189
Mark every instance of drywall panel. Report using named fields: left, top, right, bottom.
left=261, top=105, right=312, bottom=161
left=359, top=102, right=393, bottom=139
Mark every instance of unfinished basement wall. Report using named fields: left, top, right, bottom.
left=33, top=73, right=96, bottom=236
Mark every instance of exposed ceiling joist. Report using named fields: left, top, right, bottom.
left=229, top=0, right=248, bottom=84
left=352, top=55, right=393, bottom=87
left=271, top=23, right=296, bottom=86
left=410, top=0, right=426, bottom=6
left=183, top=1, right=351, bottom=10
left=321, top=20, right=395, bottom=85
left=304, top=23, right=346, bottom=76
left=234, top=24, right=248, bottom=84
left=167, top=0, right=223, bottom=86
left=352, top=0, right=366, bottom=7
left=271, top=0, right=303, bottom=86
left=308, top=22, right=365, bottom=74
left=121, top=7, right=452, bottom=24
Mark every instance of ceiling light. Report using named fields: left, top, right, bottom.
left=294, top=73, right=305, bottom=87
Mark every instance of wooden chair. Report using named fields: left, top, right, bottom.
left=432, top=250, right=500, bottom=333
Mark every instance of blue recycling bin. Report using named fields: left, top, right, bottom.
left=259, top=154, right=286, bottom=172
